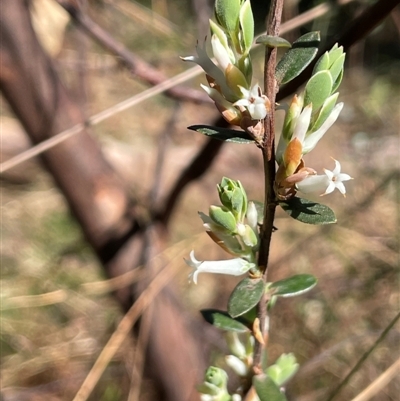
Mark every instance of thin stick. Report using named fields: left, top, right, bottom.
left=127, top=303, right=154, bottom=401
left=71, top=248, right=184, bottom=401
left=0, top=65, right=204, bottom=174
left=326, top=311, right=400, bottom=401
left=349, top=357, right=400, bottom=401
left=2, top=290, right=68, bottom=309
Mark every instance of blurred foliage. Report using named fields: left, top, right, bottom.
left=1, top=0, right=399, bottom=400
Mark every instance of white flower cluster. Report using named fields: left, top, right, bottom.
left=275, top=45, right=353, bottom=198
left=182, top=0, right=270, bottom=136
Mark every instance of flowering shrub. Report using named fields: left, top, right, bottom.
left=182, top=0, right=353, bottom=399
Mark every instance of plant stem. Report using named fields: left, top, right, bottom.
left=253, top=0, right=284, bottom=371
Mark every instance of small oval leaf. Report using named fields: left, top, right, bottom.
left=253, top=374, right=288, bottom=401
left=188, top=125, right=254, bottom=144
left=256, top=35, right=291, bottom=48
left=215, top=0, right=241, bottom=33
left=279, top=197, right=337, bottom=225
left=209, top=205, right=237, bottom=232
left=304, top=70, right=333, bottom=111
left=310, top=92, right=338, bottom=132
left=270, top=274, right=317, bottom=297
left=239, top=0, right=254, bottom=53
left=228, top=277, right=265, bottom=318
left=329, top=53, right=346, bottom=87
left=331, top=68, right=344, bottom=94
left=200, top=309, right=250, bottom=332
left=275, top=31, right=320, bottom=85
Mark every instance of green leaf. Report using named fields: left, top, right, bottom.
left=253, top=374, right=287, bottom=401
left=310, top=92, right=338, bottom=131
left=270, top=274, right=317, bottom=297
left=241, top=306, right=257, bottom=323
left=209, top=19, right=232, bottom=59
left=215, top=0, right=241, bottom=33
left=228, top=278, right=265, bottom=318
left=188, top=125, right=254, bottom=144
left=327, top=45, right=343, bottom=66
left=256, top=35, right=291, bottom=48
left=266, top=353, right=299, bottom=386
left=275, top=31, right=320, bottom=85
left=239, top=0, right=254, bottom=53
left=313, top=51, right=330, bottom=74
left=304, top=70, right=333, bottom=111
left=329, top=53, right=345, bottom=87
left=279, top=197, right=337, bottom=225
left=200, top=309, right=250, bottom=332
left=209, top=205, right=237, bottom=232
left=331, top=67, right=344, bottom=94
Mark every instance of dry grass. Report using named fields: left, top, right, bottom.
left=1, top=1, right=399, bottom=400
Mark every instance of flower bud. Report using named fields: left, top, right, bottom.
left=217, top=177, right=248, bottom=221
left=225, top=355, right=248, bottom=377
left=281, top=94, right=303, bottom=142
left=266, top=353, right=299, bottom=387
left=197, top=366, right=231, bottom=399
left=205, top=366, right=228, bottom=388
left=246, top=201, right=258, bottom=232
left=225, top=332, right=246, bottom=358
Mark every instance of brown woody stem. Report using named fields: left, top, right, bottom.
left=253, top=0, right=284, bottom=372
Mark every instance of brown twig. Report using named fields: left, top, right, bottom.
left=56, top=0, right=210, bottom=104
left=251, top=0, right=284, bottom=372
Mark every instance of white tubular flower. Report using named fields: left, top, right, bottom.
left=181, top=43, right=235, bottom=101
left=279, top=102, right=344, bottom=164
left=234, top=84, right=269, bottom=120
left=185, top=251, right=255, bottom=284
left=292, top=104, right=312, bottom=144
left=302, top=102, right=344, bottom=154
left=296, top=159, right=352, bottom=196
left=225, top=355, right=249, bottom=377
left=211, top=34, right=232, bottom=71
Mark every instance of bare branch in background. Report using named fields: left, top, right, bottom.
left=191, top=0, right=213, bottom=38
left=56, top=0, right=210, bottom=104
left=0, top=2, right=204, bottom=400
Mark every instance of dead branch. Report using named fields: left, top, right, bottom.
left=56, top=0, right=211, bottom=104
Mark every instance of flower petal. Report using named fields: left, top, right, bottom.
left=296, top=174, right=330, bottom=194
left=185, top=252, right=255, bottom=284
left=293, top=104, right=312, bottom=144
left=303, top=102, right=343, bottom=154
left=211, top=34, right=231, bottom=71
left=335, top=181, right=347, bottom=195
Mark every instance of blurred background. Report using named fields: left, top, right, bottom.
left=1, top=0, right=399, bottom=400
